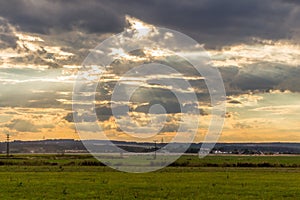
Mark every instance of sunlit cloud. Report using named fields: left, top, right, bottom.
left=1, top=10, right=300, bottom=143
left=210, top=38, right=300, bottom=67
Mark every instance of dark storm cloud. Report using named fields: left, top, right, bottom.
left=281, top=0, right=300, bottom=5
left=0, top=17, right=18, bottom=49
left=228, top=100, right=242, bottom=104
left=0, top=0, right=299, bottom=48
left=111, top=0, right=299, bottom=48
left=219, top=64, right=300, bottom=93
left=0, top=0, right=123, bottom=34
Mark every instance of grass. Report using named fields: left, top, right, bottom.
left=0, top=154, right=300, bottom=199
left=1, top=154, right=300, bottom=167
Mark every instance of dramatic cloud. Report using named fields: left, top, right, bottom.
left=0, top=1, right=300, bottom=142
left=0, top=0, right=123, bottom=34
left=0, top=0, right=299, bottom=48
left=211, top=39, right=300, bottom=67
left=221, top=64, right=300, bottom=92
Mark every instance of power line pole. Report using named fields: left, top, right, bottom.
left=6, top=133, right=10, bottom=157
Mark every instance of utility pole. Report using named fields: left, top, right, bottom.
left=6, top=133, right=9, bottom=157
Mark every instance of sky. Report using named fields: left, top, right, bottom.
left=0, top=0, right=300, bottom=142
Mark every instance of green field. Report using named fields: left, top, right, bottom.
left=0, top=155, right=300, bottom=199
